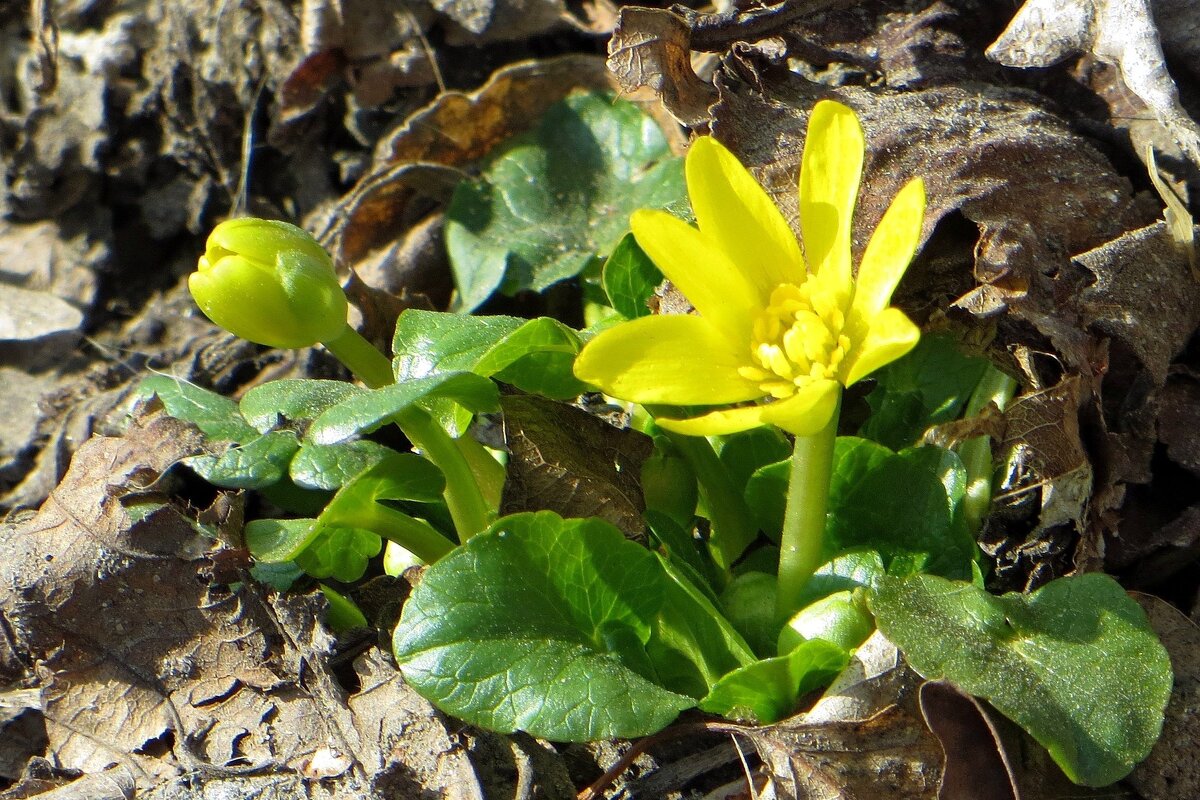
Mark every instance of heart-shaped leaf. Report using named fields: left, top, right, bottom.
left=240, top=379, right=366, bottom=432
left=601, top=233, right=663, bottom=319
left=871, top=573, right=1173, bottom=786
left=308, top=372, right=499, bottom=445
left=393, top=511, right=695, bottom=741
left=138, top=375, right=257, bottom=443
left=186, top=430, right=300, bottom=489
left=445, top=92, right=686, bottom=310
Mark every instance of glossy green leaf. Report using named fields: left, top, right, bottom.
left=287, top=440, right=399, bottom=491
left=827, top=438, right=975, bottom=579
left=859, top=333, right=990, bottom=450
left=393, top=511, right=695, bottom=741
left=872, top=573, right=1172, bottom=787
left=394, top=310, right=586, bottom=416
left=187, top=430, right=300, bottom=489
left=307, top=372, right=499, bottom=445
left=240, top=379, right=366, bottom=432
left=698, top=639, right=849, bottom=724
left=320, top=584, right=369, bottom=632
left=647, top=554, right=757, bottom=699
left=138, top=375, right=257, bottom=443
left=601, top=233, right=662, bottom=318
left=445, top=92, right=687, bottom=310
left=245, top=518, right=319, bottom=563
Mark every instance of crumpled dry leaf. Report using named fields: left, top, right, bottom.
left=0, top=408, right=500, bottom=797
left=732, top=633, right=943, bottom=800
left=918, top=681, right=1018, bottom=800
left=500, top=393, right=651, bottom=539
left=433, top=0, right=566, bottom=44
left=987, top=0, right=1200, bottom=167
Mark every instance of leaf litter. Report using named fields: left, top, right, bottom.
left=2, top=0, right=1200, bottom=797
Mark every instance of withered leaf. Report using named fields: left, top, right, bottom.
left=988, top=0, right=1200, bottom=168
left=500, top=394, right=651, bottom=539
left=918, top=681, right=1018, bottom=800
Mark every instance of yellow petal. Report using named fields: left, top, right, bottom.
left=686, top=137, right=805, bottom=294
left=842, top=307, right=921, bottom=386
left=631, top=209, right=759, bottom=343
left=759, top=379, right=840, bottom=435
left=799, top=100, right=863, bottom=292
left=573, top=315, right=761, bottom=405
left=852, top=177, right=926, bottom=320
left=656, top=379, right=839, bottom=437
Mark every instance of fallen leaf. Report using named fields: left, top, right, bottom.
left=918, top=681, right=1018, bottom=800
left=500, top=394, right=651, bottom=539
left=987, top=0, right=1200, bottom=168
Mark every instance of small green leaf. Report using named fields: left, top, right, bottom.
left=859, top=333, right=990, bottom=450
left=445, top=92, right=687, bottom=310
left=699, top=639, right=849, bottom=724
left=245, top=518, right=319, bottom=563
left=602, top=233, right=663, bottom=318
left=288, top=440, right=399, bottom=491
left=187, top=430, right=300, bottom=489
left=308, top=372, right=499, bottom=445
left=320, top=584, right=369, bottom=632
left=295, top=526, right=383, bottom=582
left=393, top=511, right=695, bottom=741
left=827, top=438, right=975, bottom=579
left=138, top=375, right=257, bottom=443
left=872, top=573, right=1172, bottom=787
left=240, top=379, right=366, bottom=432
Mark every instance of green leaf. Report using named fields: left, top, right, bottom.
left=307, top=372, right=499, bottom=445
left=138, top=375, right=256, bottom=443
left=601, top=233, right=662, bottom=318
left=744, top=460, right=789, bottom=541
left=699, top=639, right=849, bottom=724
left=288, top=440, right=399, bottom=491
left=445, top=92, right=687, bottom=311
left=793, top=550, right=885, bottom=610
left=186, top=430, right=300, bottom=489
left=320, top=584, right=369, bottom=632
left=323, top=450, right=445, bottom=508
left=859, top=333, right=990, bottom=450
left=240, top=379, right=366, bottom=432
left=871, top=573, right=1172, bottom=787
left=393, top=511, right=695, bottom=741
left=827, top=438, right=976, bottom=579
left=295, top=526, right=383, bottom=582
left=245, top=518, right=319, bottom=563
left=647, top=554, right=757, bottom=699
left=393, top=310, right=586, bottom=434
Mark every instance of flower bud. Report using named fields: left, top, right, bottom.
left=190, top=218, right=347, bottom=348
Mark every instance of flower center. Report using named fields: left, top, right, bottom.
left=738, top=282, right=852, bottom=399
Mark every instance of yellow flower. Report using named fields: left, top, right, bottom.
left=573, top=100, right=925, bottom=436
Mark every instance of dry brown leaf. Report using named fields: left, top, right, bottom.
left=732, top=634, right=944, bottom=800
left=918, top=681, right=1018, bottom=800
left=499, top=394, right=651, bottom=539
left=433, top=0, right=566, bottom=44
left=606, top=6, right=715, bottom=127
left=987, top=0, right=1200, bottom=167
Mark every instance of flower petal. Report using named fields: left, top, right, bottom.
left=656, top=379, right=839, bottom=437
left=842, top=307, right=921, bottom=386
left=852, top=177, right=926, bottom=320
left=631, top=209, right=759, bottom=343
left=686, top=137, right=806, bottom=294
left=799, top=100, right=863, bottom=293
left=759, top=379, right=840, bottom=435
left=573, top=315, right=761, bottom=405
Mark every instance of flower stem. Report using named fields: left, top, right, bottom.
left=321, top=323, right=494, bottom=540
left=776, top=392, right=841, bottom=621
left=958, top=367, right=1018, bottom=533
left=664, top=430, right=758, bottom=571
left=336, top=502, right=455, bottom=564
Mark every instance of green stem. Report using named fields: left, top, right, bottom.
left=339, top=503, right=455, bottom=564
left=958, top=367, right=1018, bottom=534
left=665, top=430, right=758, bottom=571
left=776, top=393, right=841, bottom=621
left=322, top=323, right=494, bottom=540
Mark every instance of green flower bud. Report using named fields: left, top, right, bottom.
left=777, top=589, right=874, bottom=654
left=190, top=218, right=347, bottom=348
